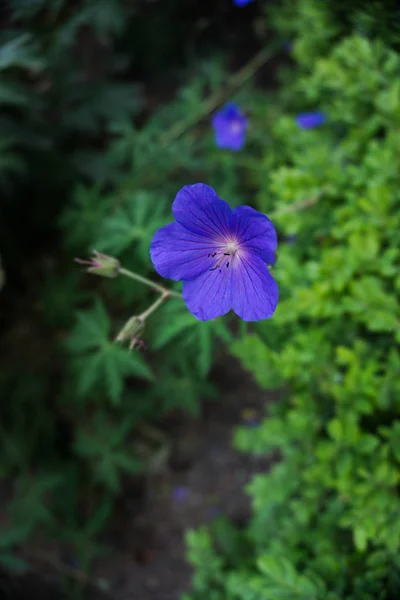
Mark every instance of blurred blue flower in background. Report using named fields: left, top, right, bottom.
left=295, top=112, right=326, bottom=129
left=212, top=103, right=248, bottom=151
left=233, top=0, right=254, bottom=6
left=171, top=486, right=189, bottom=502
left=150, top=184, right=278, bottom=322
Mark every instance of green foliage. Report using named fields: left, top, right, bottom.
left=0, top=0, right=237, bottom=569
left=185, top=2, right=400, bottom=600
left=72, top=413, right=142, bottom=491
left=66, top=299, right=153, bottom=402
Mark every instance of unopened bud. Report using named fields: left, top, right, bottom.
left=115, top=316, right=145, bottom=351
left=75, top=251, right=120, bottom=278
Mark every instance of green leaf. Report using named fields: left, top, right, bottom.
left=0, top=553, right=29, bottom=572
left=67, top=299, right=152, bottom=402
left=96, top=191, right=167, bottom=261
left=0, top=524, right=32, bottom=550
left=0, top=83, right=29, bottom=107
left=153, top=309, right=197, bottom=349
left=354, top=526, right=368, bottom=552
left=74, top=343, right=152, bottom=403
left=83, top=497, right=113, bottom=535
left=66, top=299, right=110, bottom=353
left=76, top=352, right=106, bottom=398
left=0, top=34, right=43, bottom=71
left=257, top=555, right=298, bottom=587
left=197, top=324, right=213, bottom=377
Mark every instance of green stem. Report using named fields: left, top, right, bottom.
left=269, top=194, right=322, bottom=220
left=139, top=292, right=169, bottom=321
left=119, top=267, right=181, bottom=298
left=159, top=42, right=280, bottom=147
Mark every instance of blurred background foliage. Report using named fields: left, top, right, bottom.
left=0, top=0, right=400, bottom=597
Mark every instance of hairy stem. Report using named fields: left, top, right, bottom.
left=159, top=41, right=280, bottom=147
left=139, top=292, right=170, bottom=321
left=270, top=194, right=322, bottom=219
left=119, top=267, right=181, bottom=298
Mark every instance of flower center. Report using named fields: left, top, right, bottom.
left=208, top=240, right=239, bottom=273
left=225, top=241, right=238, bottom=253
left=230, top=120, right=242, bottom=134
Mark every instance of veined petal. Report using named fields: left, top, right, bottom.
left=172, top=184, right=232, bottom=240
left=182, top=267, right=232, bottom=321
left=232, top=205, right=277, bottom=264
left=232, top=253, right=278, bottom=321
left=150, top=222, right=217, bottom=281
left=215, top=128, right=246, bottom=151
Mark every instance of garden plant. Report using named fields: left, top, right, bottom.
left=0, top=0, right=399, bottom=598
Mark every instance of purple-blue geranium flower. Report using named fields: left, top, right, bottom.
left=212, top=103, right=247, bottom=151
left=171, top=486, right=189, bottom=502
left=150, top=184, right=278, bottom=322
left=233, top=0, right=254, bottom=6
left=295, top=112, right=326, bottom=129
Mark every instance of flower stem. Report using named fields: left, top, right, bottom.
left=139, top=292, right=170, bottom=321
left=119, top=267, right=181, bottom=298
left=270, top=194, right=322, bottom=220
left=159, top=41, right=280, bottom=147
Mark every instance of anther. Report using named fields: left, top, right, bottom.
left=209, top=251, right=232, bottom=272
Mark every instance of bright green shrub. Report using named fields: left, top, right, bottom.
left=185, top=2, right=400, bottom=600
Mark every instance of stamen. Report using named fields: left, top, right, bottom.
left=209, top=252, right=231, bottom=272
left=208, top=240, right=239, bottom=273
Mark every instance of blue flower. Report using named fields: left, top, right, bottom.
left=171, top=486, right=189, bottom=502
left=233, top=0, right=254, bottom=5
left=212, top=103, right=248, bottom=151
left=295, top=112, right=326, bottom=129
left=150, top=184, right=278, bottom=322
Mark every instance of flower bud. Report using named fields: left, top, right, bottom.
left=115, top=316, right=145, bottom=351
left=75, top=250, right=120, bottom=278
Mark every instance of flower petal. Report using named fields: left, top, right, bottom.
left=232, top=252, right=278, bottom=321
left=214, top=128, right=246, bottom=151
left=182, top=267, right=232, bottom=321
left=212, top=103, right=242, bottom=124
left=232, top=205, right=277, bottom=264
left=212, top=104, right=247, bottom=152
left=172, top=184, right=232, bottom=240
left=295, top=112, right=326, bottom=129
left=150, top=222, right=217, bottom=281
